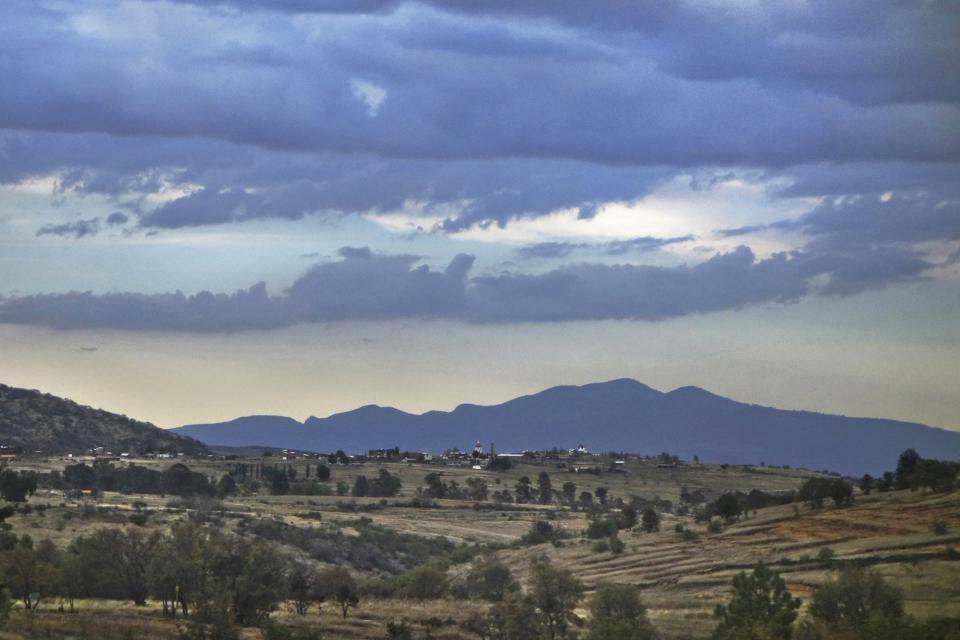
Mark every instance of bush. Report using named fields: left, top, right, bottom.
left=681, top=529, right=700, bottom=542
left=608, top=535, right=625, bottom=555
left=707, top=519, right=723, bottom=533
left=396, top=564, right=448, bottom=600
left=817, top=547, right=835, bottom=565
left=586, top=518, right=619, bottom=540
left=931, top=520, right=949, bottom=535
left=128, top=511, right=150, bottom=526
left=592, top=539, right=610, bottom=553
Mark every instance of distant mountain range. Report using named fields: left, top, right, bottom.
left=173, top=379, right=960, bottom=475
left=0, top=384, right=207, bottom=456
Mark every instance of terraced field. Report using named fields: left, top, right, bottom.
left=3, top=455, right=958, bottom=639
left=495, top=489, right=960, bottom=638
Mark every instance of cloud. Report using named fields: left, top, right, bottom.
left=0, top=1, right=957, bottom=232
left=516, top=242, right=587, bottom=260
left=517, top=235, right=694, bottom=259
left=0, top=241, right=940, bottom=331
left=105, top=212, right=129, bottom=226
left=35, top=217, right=101, bottom=239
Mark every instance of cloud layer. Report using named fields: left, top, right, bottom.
left=0, top=0, right=957, bottom=230
left=0, top=238, right=945, bottom=331
left=1, top=0, right=958, bottom=332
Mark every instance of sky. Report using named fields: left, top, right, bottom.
left=0, top=0, right=958, bottom=429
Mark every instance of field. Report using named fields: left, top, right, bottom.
left=1, top=454, right=958, bottom=639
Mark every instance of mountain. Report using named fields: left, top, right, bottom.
left=173, top=379, right=960, bottom=475
left=0, top=384, right=207, bottom=455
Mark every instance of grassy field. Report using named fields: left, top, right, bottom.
left=2, top=454, right=958, bottom=639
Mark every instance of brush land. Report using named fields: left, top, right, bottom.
left=0, top=450, right=957, bottom=639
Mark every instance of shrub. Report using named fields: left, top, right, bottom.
left=608, top=535, right=625, bottom=555
left=707, top=519, right=723, bottom=533
left=681, top=529, right=700, bottom=542
left=931, top=520, right=949, bottom=535
left=586, top=518, right=619, bottom=540
left=817, top=547, right=835, bottom=565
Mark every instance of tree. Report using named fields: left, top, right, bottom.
left=386, top=621, right=414, bottom=640
left=911, top=459, right=958, bottom=492
left=0, top=588, right=11, bottom=627
left=0, top=537, right=57, bottom=610
left=466, top=477, right=489, bottom=502
left=315, top=464, right=331, bottom=481
left=465, top=556, right=519, bottom=602
left=229, top=541, right=286, bottom=625
left=398, top=564, right=448, bottom=600
left=63, top=463, right=97, bottom=490
left=712, top=563, right=799, bottom=640
left=515, top=477, right=533, bottom=504
left=537, top=472, right=554, bottom=504
left=352, top=475, right=370, bottom=497
left=262, top=466, right=291, bottom=495
left=859, top=474, right=874, bottom=495
left=587, top=583, right=657, bottom=640
left=594, top=487, right=609, bottom=506
left=808, top=566, right=904, bottom=635
left=619, top=505, right=638, bottom=529
left=711, top=493, right=743, bottom=523
left=895, top=448, right=921, bottom=489
left=468, top=593, right=545, bottom=640
left=319, top=566, right=359, bottom=618
left=562, top=482, right=577, bottom=505
left=529, top=558, right=584, bottom=640
left=0, top=470, right=37, bottom=502
left=579, top=491, right=594, bottom=509
left=163, top=463, right=215, bottom=497
left=72, top=528, right=157, bottom=606
left=287, top=563, right=321, bottom=615
left=640, top=508, right=660, bottom=533
left=217, top=474, right=237, bottom=498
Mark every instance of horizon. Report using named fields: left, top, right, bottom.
left=1, top=1, right=958, bottom=433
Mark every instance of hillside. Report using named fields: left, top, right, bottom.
left=175, top=379, right=960, bottom=475
left=0, top=384, right=207, bottom=455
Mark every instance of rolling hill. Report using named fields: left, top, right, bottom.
left=0, top=383, right=208, bottom=455
left=174, top=379, right=960, bottom=475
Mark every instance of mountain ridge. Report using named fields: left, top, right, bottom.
left=173, top=379, right=960, bottom=475
left=0, top=383, right=208, bottom=455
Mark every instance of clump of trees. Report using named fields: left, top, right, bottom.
left=0, top=470, right=37, bottom=502
left=464, top=558, right=658, bottom=640
left=797, top=477, right=854, bottom=509
left=58, top=461, right=216, bottom=498
left=894, top=449, right=958, bottom=493
left=350, top=469, right=402, bottom=498
left=710, top=561, right=960, bottom=640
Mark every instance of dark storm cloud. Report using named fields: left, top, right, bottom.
left=35, top=218, right=101, bottom=239
left=0, top=241, right=942, bottom=331
left=0, top=1, right=955, bottom=232
left=1, top=0, right=957, bottom=322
